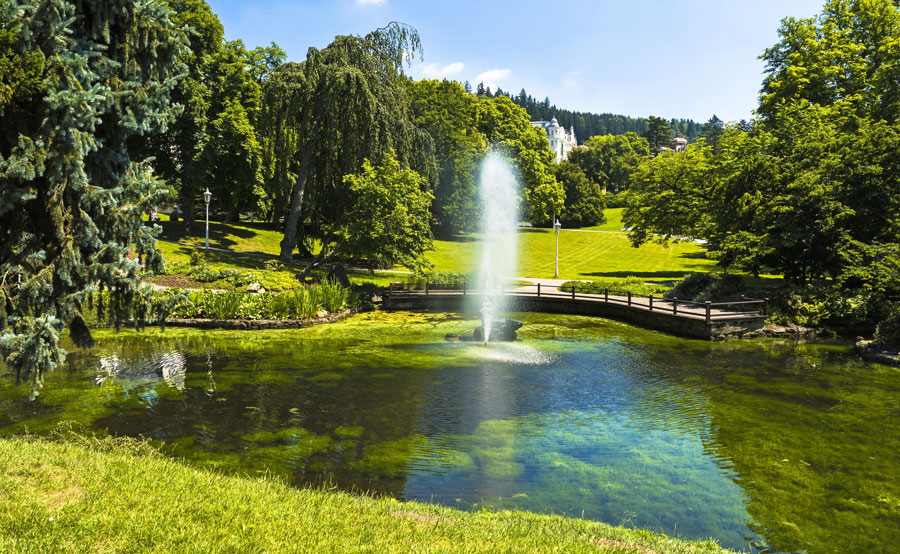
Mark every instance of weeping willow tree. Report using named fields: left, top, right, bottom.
left=0, top=0, right=187, bottom=396
left=261, top=22, right=436, bottom=263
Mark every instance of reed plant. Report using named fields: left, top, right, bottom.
left=320, top=278, right=348, bottom=313
left=205, top=290, right=244, bottom=319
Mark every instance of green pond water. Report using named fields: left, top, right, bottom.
left=1, top=311, right=898, bottom=553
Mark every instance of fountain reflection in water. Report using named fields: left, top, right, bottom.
left=476, top=151, right=519, bottom=342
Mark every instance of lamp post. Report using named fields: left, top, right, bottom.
left=203, top=188, right=212, bottom=249
left=553, top=218, right=561, bottom=278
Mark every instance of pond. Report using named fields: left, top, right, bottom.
left=1, top=311, right=898, bottom=553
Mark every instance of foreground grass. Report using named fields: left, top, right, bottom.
left=0, top=435, right=734, bottom=554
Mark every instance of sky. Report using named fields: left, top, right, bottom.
left=207, top=0, right=826, bottom=123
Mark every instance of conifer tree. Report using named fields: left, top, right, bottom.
left=0, top=0, right=187, bottom=395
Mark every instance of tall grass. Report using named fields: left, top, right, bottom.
left=320, top=278, right=348, bottom=313
left=205, top=290, right=244, bottom=319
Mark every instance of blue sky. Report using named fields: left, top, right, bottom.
left=208, top=0, right=826, bottom=123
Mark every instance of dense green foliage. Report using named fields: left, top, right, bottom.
left=0, top=0, right=187, bottom=391
left=567, top=132, right=650, bottom=194
left=552, top=160, right=605, bottom=227
left=407, top=79, right=563, bottom=233
left=623, top=0, right=900, bottom=339
left=261, top=23, right=434, bottom=262
left=133, top=0, right=284, bottom=229
left=479, top=86, right=703, bottom=143
left=300, top=152, right=434, bottom=276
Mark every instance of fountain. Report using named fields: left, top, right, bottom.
left=475, top=151, right=520, bottom=342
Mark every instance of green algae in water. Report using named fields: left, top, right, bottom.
left=1, top=310, right=899, bottom=553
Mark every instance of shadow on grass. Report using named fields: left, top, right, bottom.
left=434, top=234, right=480, bottom=243
left=160, top=220, right=260, bottom=248
left=678, top=251, right=710, bottom=260
left=579, top=271, right=704, bottom=280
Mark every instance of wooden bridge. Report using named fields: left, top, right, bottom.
left=382, top=283, right=769, bottom=340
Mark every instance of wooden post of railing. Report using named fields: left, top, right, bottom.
left=463, top=282, right=466, bottom=296
left=425, top=282, right=429, bottom=296
left=535, top=282, right=540, bottom=297
left=571, top=286, right=576, bottom=301
left=604, top=288, right=609, bottom=303
left=705, top=301, right=712, bottom=323
left=764, top=298, right=769, bottom=316
left=627, top=291, right=632, bottom=306
left=673, top=297, right=678, bottom=315
left=649, top=295, right=653, bottom=311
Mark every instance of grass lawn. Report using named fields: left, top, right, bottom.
left=582, top=207, right=625, bottom=232
left=0, top=434, right=735, bottom=554
left=153, top=209, right=719, bottom=285
left=430, top=228, right=715, bottom=281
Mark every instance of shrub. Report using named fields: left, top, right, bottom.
left=559, top=277, right=669, bottom=297
left=406, top=271, right=467, bottom=290
left=263, top=259, right=284, bottom=272
left=604, top=192, right=628, bottom=209
left=664, top=273, right=745, bottom=302
left=189, top=250, right=203, bottom=266
left=874, top=309, right=900, bottom=348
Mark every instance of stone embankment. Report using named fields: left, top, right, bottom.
left=159, top=309, right=354, bottom=330
left=713, top=322, right=817, bottom=341
left=855, top=340, right=900, bottom=366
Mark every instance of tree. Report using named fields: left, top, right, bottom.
left=299, top=152, right=433, bottom=276
left=623, top=141, right=714, bottom=248
left=0, top=0, right=186, bottom=393
left=759, top=0, right=900, bottom=122
left=199, top=98, right=264, bottom=221
left=642, top=115, right=673, bottom=154
left=132, top=0, right=223, bottom=232
left=701, top=115, right=725, bottom=152
left=201, top=39, right=265, bottom=221
left=262, top=23, right=434, bottom=262
left=408, top=79, right=485, bottom=234
left=475, top=95, right=563, bottom=225
left=567, top=132, right=650, bottom=193
left=554, top=161, right=605, bottom=227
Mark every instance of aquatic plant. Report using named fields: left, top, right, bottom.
left=320, top=279, right=348, bottom=313
left=205, top=290, right=244, bottom=319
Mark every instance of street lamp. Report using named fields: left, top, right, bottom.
left=203, top=188, right=212, bottom=249
left=553, top=218, right=561, bottom=278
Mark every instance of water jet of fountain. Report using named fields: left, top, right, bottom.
left=476, top=151, right=519, bottom=343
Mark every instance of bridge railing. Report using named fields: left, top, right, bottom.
left=386, top=282, right=768, bottom=323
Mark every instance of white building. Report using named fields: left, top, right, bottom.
left=531, top=116, right=577, bottom=162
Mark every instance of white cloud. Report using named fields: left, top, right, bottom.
left=356, top=0, right=386, bottom=4
left=420, top=62, right=465, bottom=79
left=474, top=68, right=511, bottom=91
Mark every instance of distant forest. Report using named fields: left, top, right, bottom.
left=468, top=82, right=702, bottom=143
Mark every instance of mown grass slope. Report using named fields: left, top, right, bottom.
left=155, top=209, right=717, bottom=282
left=0, top=435, right=735, bottom=554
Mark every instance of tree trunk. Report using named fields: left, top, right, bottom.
left=297, top=241, right=334, bottom=280
left=181, top=187, right=195, bottom=233
left=279, top=145, right=315, bottom=262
